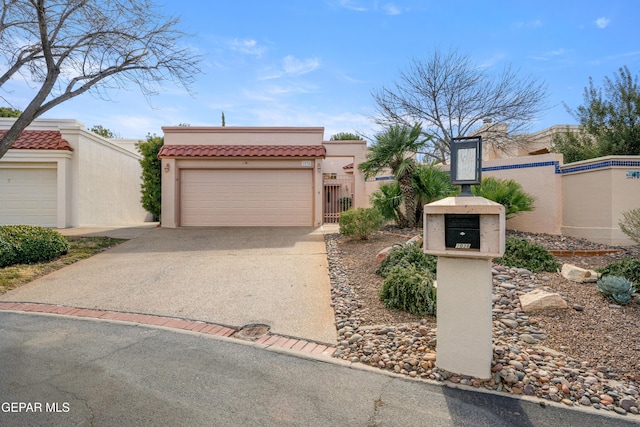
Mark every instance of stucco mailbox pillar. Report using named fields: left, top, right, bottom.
left=423, top=196, right=505, bottom=379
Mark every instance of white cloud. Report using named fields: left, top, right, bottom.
left=337, top=0, right=367, bottom=12
left=514, top=19, right=542, bottom=29
left=228, top=38, right=266, bottom=55
left=282, top=55, right=320, bottom=76
left=257, top=55, right=320, bottom=80
left=595, top=17, right=610, bottom=29
left=531, top=48, right=566, bottom=61
left=384, top=3, right=402, bottom=15
left=477, top=52, right=507, bottom=69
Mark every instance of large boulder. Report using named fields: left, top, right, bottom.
left=519, top=289, right=568, bottom=313
left=561, top=264, right=600, bottom=283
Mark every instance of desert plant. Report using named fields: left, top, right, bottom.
left=413, top=163, right=457, bottom=225
left=339, top=208, right=384, bottom=240
left=376, top=241, right=437, bottom=278
left=359, top=123, right=430, bottom=228
left=597, top=257, right=640, bottom=288
left=494, top=237, right=560, bottom=273
left=597, top=275, right=635, bottom=305
left=472, top=177, right=534, bottom=219
left=619, top=208, right=640, bottom=245
left=370, top=181, right=405, bottom=224
left=379, top=264, right=437, bottom=317
left=0, top=225, right=70, bottom=267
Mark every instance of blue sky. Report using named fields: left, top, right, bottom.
left=9, top=0, right=640, bottom=140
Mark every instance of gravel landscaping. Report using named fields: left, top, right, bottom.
left=326, top=228, right=640, bottom=417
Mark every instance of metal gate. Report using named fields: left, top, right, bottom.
left=323, top=175, right=354, bottom=223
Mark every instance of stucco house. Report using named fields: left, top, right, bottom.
left=158, top=126, right=374, bottom=227
left=476, top=124, right=640, bottom=246
left=0, top=118, right=148, bottom=228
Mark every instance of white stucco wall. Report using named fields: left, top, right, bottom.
left=482, top=153, right=564, bottom=235
left=1, top=118, right=148, bottom=227
left=59, top=123, right=148, bottom=226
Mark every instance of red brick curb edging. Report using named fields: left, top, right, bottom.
left=0, top=302, right=336, bottom=357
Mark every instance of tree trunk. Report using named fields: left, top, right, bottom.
left=399, top=176, right=416, bottom=229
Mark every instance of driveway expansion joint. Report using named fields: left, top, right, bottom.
left=0, top=302, right=336, bottom=358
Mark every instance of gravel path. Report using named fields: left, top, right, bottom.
left=326, top=231, right=640, bottom=418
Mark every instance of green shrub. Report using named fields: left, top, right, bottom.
left=379, top=264, right=437, bottom=317
left=619, top=208, right=640, bottom=245
left=370, top=181, right=404, bottom=224
left=136, top=133, right=163, bottom=221
left=597, top=275, right=635, bottom=305
left=339, top=208, right=384, bottom=240
left=494, top=237, right=560, bottom=273
left=0, top=238, right=17, bottom=268
left=597, top=257, right=640, bottom=288
left=0, top=226, right=70, bottom=267
left=472, top=177, right=534, bottom=219
left=376, top=241, right=437, bottom=278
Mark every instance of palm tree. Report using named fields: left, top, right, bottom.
left=359, top=123, right=429, bottom=228
left=370, top=181, right=405, bottom=224
left=413, top=163, right=458, bottom=225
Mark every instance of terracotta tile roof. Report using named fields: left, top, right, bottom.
left=343, top=162, right=354, bottom=169
left=158, top=144, right=326, bottom=158
left=0, top=130, right=73, bottom=151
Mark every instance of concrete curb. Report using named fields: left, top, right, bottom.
left=1, top=305, right=633, bottom=422
left=0, top=302, right=337, bottom=358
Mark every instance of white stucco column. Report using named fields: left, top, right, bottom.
left=435, top=256, right=493, bottom=378
left=423, top=196, right=505, bottom=379
left=56, top=157, right=71, bottom=228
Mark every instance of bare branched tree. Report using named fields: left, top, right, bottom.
left=0, top=0, right=201, bottom=159
left=372, top=48, right=548, bottom=163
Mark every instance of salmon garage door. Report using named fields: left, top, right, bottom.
left=180, top=169, right=313, bottom=226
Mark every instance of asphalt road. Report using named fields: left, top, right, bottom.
left=0, top=312, right=636, bottom=427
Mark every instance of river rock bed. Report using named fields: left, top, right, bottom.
left=325, top=233, right=640, bottom=417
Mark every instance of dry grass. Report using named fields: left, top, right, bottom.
left=0, top=236, right=125, bottom=294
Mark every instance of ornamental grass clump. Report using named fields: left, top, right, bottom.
left=0, top=225, right=70, bottom=267
left=379, top=264, right=436, bottom=317
left=618, top=208, right=640, bottom=245
left=597, top=275, right=636, bottom=306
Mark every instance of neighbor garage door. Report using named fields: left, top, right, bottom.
left=180, top=169, right=313, bottom=226
left=0, top=167, right=57, bottom=227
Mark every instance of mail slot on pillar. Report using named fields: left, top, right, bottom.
left=445, top=214, right=480, bottom=249
left=423, top=197, right=505, bottom=259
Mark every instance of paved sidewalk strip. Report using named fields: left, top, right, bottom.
left=0, top=302, right=336, bottom=357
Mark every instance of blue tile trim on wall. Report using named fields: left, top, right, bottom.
left=482, top=160, right=640, bottom=175
left=560, top=160, right=640, bottom=175
left=482, top=161, right=561, bottom=174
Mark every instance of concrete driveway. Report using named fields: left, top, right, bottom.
left=0, top=227, right=337, bottom=344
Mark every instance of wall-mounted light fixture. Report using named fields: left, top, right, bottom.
left=164, top=163, right=170, bottom=173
